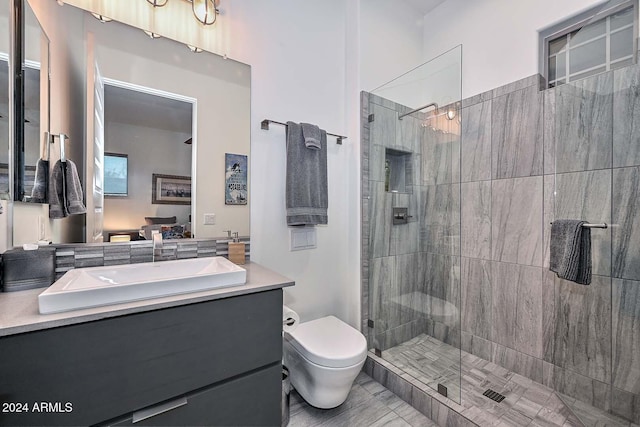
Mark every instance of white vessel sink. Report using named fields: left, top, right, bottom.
left=38, top=257, right=246, bottom=314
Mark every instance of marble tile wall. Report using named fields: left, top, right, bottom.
left=362, top=68, right=640, bottom=424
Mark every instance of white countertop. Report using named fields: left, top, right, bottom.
left=0, top=262, right=294, bottom=337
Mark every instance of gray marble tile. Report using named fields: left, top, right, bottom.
left=370, top=102, right=398, bottom=149
left=421, top=184, right=461, bottom=256
left=461, top=331, right=493, bottom=361
left=491, top=176, right=543, bottom=266
left=371, top=144, right=386, bottom=182
left=554, top=71, right=613, bottom=173
left=370, top=256, right=397, bottom=334
left=391, top=193, right=420, bottom=256
left=409, top=386, right=432, bottom=418
left=613, top=64, right=640, bottom=168
left=543, top=170, right=612, bottom=275
left=370, top=181, right=393, bottom=258
left=367, top=411, right=413, bottom=427
left=491, top=86, right=543, bottom=179
left=612, top=278, right=640, bottom=395
left=552, top=274, right=611, bottom=383
left=461, top=181, right=491, bottom=260
left=461, top=100, right=491, bottom=182
left=423, top=253, right=460, bottom=314
left=543, top=88, right=557, bottom=175
left=374, top=320, right=428, bottom=352
left=552, top=366, right=611, bottom=412
left=611, top=387, right=640, bottom=424
left=395, top=252, right=426, bottom=326
left=491, top=342, right=544, bottom=383
left=612, top=166, right=640, bottom=280
left=492, top=74, right=543, bottom=98
left=542, top=271, right=556, bottom=364
left=396, top=113, right=421, bottom=154
left=422, top=127, right=459, bottom=185
left=431, top=398, right=475, bottom=426
left=461, top=88, right=493, bottom=108
left=491, top=261, right=543, bottom=358
left=461, top=258, right=491, bottom=339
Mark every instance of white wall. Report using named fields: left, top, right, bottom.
left=359, top=0, right=425, bottom=92
left=422, top=0, right=606, bottom=98
left=103, top=122, right=191, bottom=232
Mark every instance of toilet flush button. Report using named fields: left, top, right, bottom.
left=290, top=227, right=317, bottom=251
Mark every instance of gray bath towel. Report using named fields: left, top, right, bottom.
left=49, top=160, right=86, bottom=219
left=286, top=121, right=328, bottom=226
left=301, top=122, right=321, bottom=150
left=550, top=219, right=592, bottom=285
left=30, top=158, right=49, bottom=203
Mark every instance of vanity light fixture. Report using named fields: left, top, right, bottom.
left=91, top=12, right=112, bottom=23
left=147, top=0, right=169, bottom=6
left=445, top=108, right=456, bottom=120
left=189, top=0, right=219, bottom=25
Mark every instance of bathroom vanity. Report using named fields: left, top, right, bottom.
left=0, top=262, right=293, bottom=426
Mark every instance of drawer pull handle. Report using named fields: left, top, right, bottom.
left=132, top=396, right=188, bottom=424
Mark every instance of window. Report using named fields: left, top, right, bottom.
left=541, top=1, right=637, bottom=88
left=104, top=153, right=128, bottom=196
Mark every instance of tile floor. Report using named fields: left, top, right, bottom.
left=288, top=372, right=438, bottom=427
left=381, top=333, right=637, bottom=427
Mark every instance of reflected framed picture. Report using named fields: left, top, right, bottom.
left=152, top=173, right=191, bottom=205
left=104, top=153, right=128, bottom=196
left=225, top=153, right=247, bottom=205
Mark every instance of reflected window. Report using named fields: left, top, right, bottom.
left=104, top=152, right=128, bottom=196
left=542, top=2, right=637, bottom=88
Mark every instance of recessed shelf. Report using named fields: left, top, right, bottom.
left=385, top=148, right=413, bottom=194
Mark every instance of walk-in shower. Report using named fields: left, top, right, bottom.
left=362, top=2, right=640, bottom=421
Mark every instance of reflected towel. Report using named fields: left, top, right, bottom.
left=550, top=219, right=592, bottom=285
left=30, top=158, right=49, bottom=203
left=301, top=122, right=321, bottom=150
left=49, top=160, right=66, bottom=219
left=48, top=160, right=86, bottom=219
left=286, top=121, right=328, bottom=226
left=64, top=160, right=86, bottom=215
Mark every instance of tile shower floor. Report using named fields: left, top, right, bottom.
left=382, top=334, right=636, bottom=427
left=288, top=371, right=437, bottom=426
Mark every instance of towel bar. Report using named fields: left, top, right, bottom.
left=261, top=119, right=347, bottom=145
left=550, top=222, right=607, bottom=229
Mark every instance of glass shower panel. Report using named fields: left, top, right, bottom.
left=365, top=46, right=462, bottom=403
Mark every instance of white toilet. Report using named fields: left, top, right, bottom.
left=283, top=315, right=367, bottom=409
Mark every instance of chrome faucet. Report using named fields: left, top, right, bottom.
left=152, top=231, right=163, bottom=262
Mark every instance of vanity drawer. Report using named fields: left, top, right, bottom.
left=0, top=289, right=282, bottom=426
left=108, top=362, right=281, bottom=426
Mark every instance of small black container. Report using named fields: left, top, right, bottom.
left=1, top=246, right=56, bottom=292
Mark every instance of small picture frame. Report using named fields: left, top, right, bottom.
left=152, top=173, right=192, bottom=205
left=225, top=153, right=248, bottom=205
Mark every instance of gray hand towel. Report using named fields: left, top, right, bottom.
left=64, top=159, right=86, bottom=215
left=30, top=158, right=49, bottom=203
left=549, top=219, right=592, bottom=285
left=286, top=121, right=328, bottom=226
left=49, top=160, right=66, bottom=219
left=300, top=122, right=321, bottom=150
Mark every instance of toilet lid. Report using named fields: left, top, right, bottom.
left=285, top=315, right=367, bottom=368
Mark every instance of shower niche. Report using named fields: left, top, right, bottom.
left=384, top=148, right=413, bottom=193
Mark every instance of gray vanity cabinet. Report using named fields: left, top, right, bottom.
left=0, top=289, right=283, bottom=426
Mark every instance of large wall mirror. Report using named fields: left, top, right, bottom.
left=11, top=0, right=251, bottom=245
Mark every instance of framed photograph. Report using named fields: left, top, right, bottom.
left=225, top=153, right=247, bottom=205
left=152, top=173, right=192, bottom=205
left=104, top=153, right=128, bottom=196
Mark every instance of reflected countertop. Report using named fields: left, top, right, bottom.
left=0, top=261, right=294, bottom=337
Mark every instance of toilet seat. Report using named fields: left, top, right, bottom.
left=285, top=315, right=367, bottom=368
